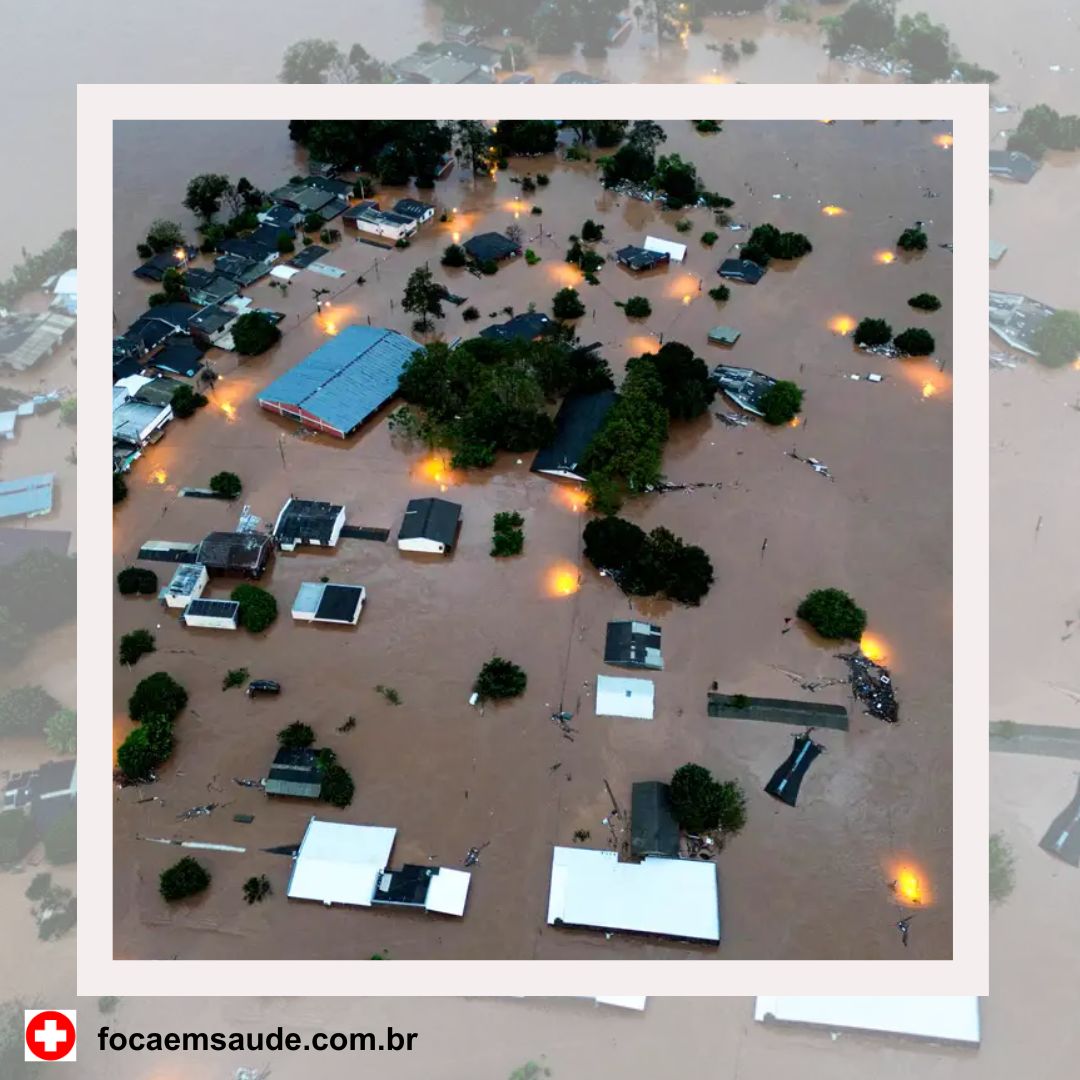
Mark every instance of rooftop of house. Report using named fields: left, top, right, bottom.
left=464, top=231, right=521, bottom=262
left=398, top=497, right=462, bottom=547
left=479, top=311, right=554, bottom=343
left=530, top=389, right=617, bottom=481
left=196, top=531, right=273, bottom=571
left=273, top=498, right=345, bottom=545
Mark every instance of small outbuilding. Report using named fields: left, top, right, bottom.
left=397, top=497, right=462, bottom=554
left=707, top=326, right=741, bottom=347
left=988, top=149, right=1039, bottom=184
left=464, top=232, right=521, bottom=263
left=373, top=864, right=472, bottom=916
left=291, top=582, right=366, bottom=625
left=615, top=245, right=670, bottom=272
left=596, top=675, right=655, bottom=720
left=273, top=497, right=346, bottom=551
left=392, top=198, right=436, bottom=224
left=631, top=781, right=680, bottom=858
left=265, top=747, right=323, bottom=800
left=182, top=598, right=240, bottom=630
left=160, top=563, right=209, bottom=609
left=604, top=620, right=663, bottom=670
left=719, top=258, right=766, bottom=284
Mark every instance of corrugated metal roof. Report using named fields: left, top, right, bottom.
left=257, top=326, right=419, bottom=435
left=0, top=473, right=54, bottom=519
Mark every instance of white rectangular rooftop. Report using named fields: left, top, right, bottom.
left=547, top=847, right=719, bottom=943
left=287, top=818, right=397, bottom=907
left=596, top=675, right=655, bottom=720
left=754, top=997, right=981, bottom=1046
left=644, top=235, right=687, bottom=262
left=424, top=867, right=472, bottom=916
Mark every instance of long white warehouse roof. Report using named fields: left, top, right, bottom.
left=547, top=846, right=719, bottom=942
left=287, top=818, right=397, bottom=907
left=754, top=997, right=981, bottom=1046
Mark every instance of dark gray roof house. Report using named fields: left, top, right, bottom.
left=306, top=175, right=353, bottom=199
left=214, top=253, right=270, bottom=287
left=711, top=364, right=776, bottom=416
left=989, top=149, right=1040, bottom=183
left=149, top=334, right=206, bottom=378
left=265, top=747, right=323, bottom=799
left=182, top=268, right=238, bottom=307
left=270, top=182, right=337, bottom=215
left=530, top=389, right=617, bottom=482
left=1040, top=776, right=1080, bottom=867
left=217, top=236, right=277, bottom=263
left=2, top=759, right=76, bottom=830
left=259, top=204, right=303, bottom=231
left=464, top=232, right=521, bottom=263
left=397, top=497, right=462, bottom=554
left=719, top=258, right=766, bottom=284
left=605, top=620, right=663, bottom=670
left=631, top=781, right=680, bottom=858
left=188, top=304, right=237, bottom=342
left=133, top=249, right=194, bottom=282
left=479, top=311, right=555, bottom=344
left=392, top=198, right=436, bottom=222
left=196, top=531, right=273, bottom=578
left=616, top=245, right=671, bottom=272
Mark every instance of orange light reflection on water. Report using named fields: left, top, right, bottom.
left=828, top=314, right=856, bottom=335
left=874, top=250, right=896, bottom=265
left=859, top=631, right=889, bottom=663
left=884, top=857, right=932, bottom=907
left=545, top=562, right=581, bottom=597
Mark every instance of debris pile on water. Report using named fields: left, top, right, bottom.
left=837, top=651, right=899, bottom=723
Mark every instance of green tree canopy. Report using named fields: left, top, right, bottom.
left=759, top=380, right=805, bottom=425
left=145, top=219, right=186, bottom=254
left=128, top=671, right=188, bottom=724
left=908, top=292, right=941, bottom=311
left=209, top=471, right=242, bottom=499
left=897, top=227, right=928, bottom=252
left=474, top=657, right=528, bottom=701
left=853, top=317, right=893, bottom=347
left=183, top=174, right=232, bottom=223
left=159, top=857, right=211, bottom=902
left=893, top=327, right=936, bottom=356
left=797, top=587, right=867, bottom=640
left=1032, top=309, right=1080, bottom=368
left=231, top=312, right=281, bottom=355
left=669, top=763, right=747, bottom=835
left=320, top=763, right=356, bottom=808
left=231, top=585, right=278, bottom=633
left=0, top=685, right=61, bottom=738
left=634, top=341, right=716, bottom=421
left=170, top=383, right=207, bottom=419
left=117, top=567, right=159, bottom=595
left=119, top=629, right=156, bottom=666
left=403, top=264, right=446, bottom=331
left=278, top=721, right=315, bottom=749
left=45, top=708, right=76, bottom=756
left=552, top=287, right=586, bottom=320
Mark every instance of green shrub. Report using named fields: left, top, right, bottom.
left=524, top=248, right=541, bottom=266
left=320, top=764, right=355, bottom=808
left=701, top=231, right=719, bottom=247
left=231, top=312, right=281, bottom=355
left=230, top=585, right=278, bottom=633
left=119, top=629, right=156, bottom=666
left=709, top=285, right=730, bottom=302
left=622, top=296, right=652, bottom=319
left=44, top=708, right=76, bottom=755
left=908, top=292, right=941, bottom=311
left=222, top=667, right=248, bottom=691
left=117, top=567, right=158, bottom=595
left=1032, top=309, right=1080, bottom=368
left=462, top=306, right=480, bottom=321
left=797, top=588, right=867, bottom=640
left=893, top=327, right=936, bottom=356
left=694, top=119, right=722, bottom=133
left=853, top=317, right=893, bottom=347
left=552, top=287, right=586, bottom=320
left=441, top=243, right=467, bottom=267
left=0, top=685, right=60, bottom=738
left=990, top=832, right=1016, bottom=904
left=474, top=657, right=527, bottom=701
left=491, top=511, right=525, bottom=557
left=128, top=671, right=188, bottom=724
left=581, top=219, right=604, bottom=242
left=159, top=857, right=211, bottom=902
left=278, top=721, right=315, bottom=749
left=759, top=380, right=804, bottom=425
left=243, top=875, right=272, bottom=904
left=897, top=227, right=928, bottom=252
left=675, top=219, right=692, bottom=233
left=209, top=471, right=242, bottom=499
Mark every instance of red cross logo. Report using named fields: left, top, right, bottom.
left=25, top=1010, right=77, bottom=1062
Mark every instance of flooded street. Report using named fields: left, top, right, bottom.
left=112, top=119, right=952, bottom=961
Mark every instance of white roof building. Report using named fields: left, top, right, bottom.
left=754, top=997, right=981, bottom=1046
left=596, top=675, right=655, bottom=720
left=547, top=846, right=720, bottom=943
left=52, top=268, right=77, bottom=314
left=287, top=818, right=398, bottom=907
left=644, top=236, right=687, bottom=262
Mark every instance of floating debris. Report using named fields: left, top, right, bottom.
left=464, top=842, right=490, bottom=867
left=787, top=448, right=834, bottom=480
left=233, top=777, right=265, bottom=789
left=837, top=651, right=899, bottom=723
left=715, top=411, right=750, bottom=427
left=176, top=803, right=218, bottom=820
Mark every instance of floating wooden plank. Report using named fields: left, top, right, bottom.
left=178, top=487, right=227, bottom=499
left=708, top=693, right=849, bottom=731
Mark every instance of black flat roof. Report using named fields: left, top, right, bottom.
left=719, top=258, right=766, bottom=284
left=316, top=583, right=365, bottom=622
left=275, top=498, right=343, bottom=544
left=464, top=232, right=520, bottom=262
left=185, top=598, right=240, bottom=619
left=479, top=311, right=554, bottom=343
left=616, top=246, right=669, bottom=271
left=631, top=781, right=680, bottom=857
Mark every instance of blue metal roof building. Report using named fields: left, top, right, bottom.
left=257, top=326, right=419, bottom=438
left=0, top=473, right=55, bottom=519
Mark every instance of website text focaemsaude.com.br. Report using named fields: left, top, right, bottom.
left=97, top=1025, right=419, bottom=1054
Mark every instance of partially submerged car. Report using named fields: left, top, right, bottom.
left=246, top=679, right=281, bottom=698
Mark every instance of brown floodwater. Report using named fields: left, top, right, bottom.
left=112, top=118, right=953, bottom=961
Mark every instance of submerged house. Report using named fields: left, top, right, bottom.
left=181, top=598, right=240, bottom=630
left=719, top=258, right=766, bottom=284
left=644, top=236, right=687, bottom=263
left=195, top=531, right=273, bottom=579
left=2, top=759, right=76, bottom=831
left=464, top=232, right=521, bottom=263
left=547, top=846, right=720, bottom=943
left=286, top=817, right=471, bottom=915
left=604, top=620, right=663, bottom=670
left=596, top=675, right=655, bottom=720
left=988, top=290, right=1057, bottom=356
left=265, top=747, right=323, bottom=799
left=988, top=149, right=1040, bottom=183
left=257, top=326, right=419, bottom=439
left=160, top=563, right=209, bottom=609
left=0, top=473, right=55, bottom=520
left=615, top=245, right=670, bottom=272
left=530, top=389, right=617, bottom=482
left=182, top=268, right=238, bottom=307
left=273, top=497, right=346, bottom=551
left=291, top=581, right=366, bottom=625
left=479, top=311, right=554, bottom=344
left=711, top=364, right=776, bottom=416
left=1039, top=776, right=1080, bottom=867
left=630, top=781, right=680, bottom=858
left=392, top=198, right=436, bottom=224
left=397, top=497, right=462, bottom=555
left=343, top=205, right=418, bottom=243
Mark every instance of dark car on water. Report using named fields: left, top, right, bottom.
left=246, top=679, right=281, bottom=698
